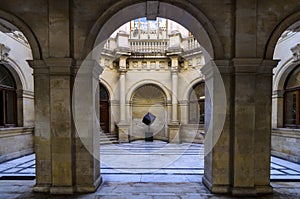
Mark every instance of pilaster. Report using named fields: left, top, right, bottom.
left=231, top=58, right=278, bottom=196
left=27, top=59, right=51, bottom=192
left=272, top=90, right=284, bottom=128
left=46, top=58, right=74, bottom=194
left=168, top=56, right=180, bottom=143
left=201, top=59, right=233, bottom=194
left=117, top=56, right=130, bottom=142
left=73, top=59, right=102, bottom=192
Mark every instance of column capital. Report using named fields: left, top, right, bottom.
left=27, top=59, right=49, bottom=75
left=272, top=90, right=285, bottom=98
left=45, top=58, right=74, bottom=76
left=201, top=60, right=221, bottom=80
left=232, top=58, right=279, bottom=74
left=28, top=58, right=75, bottom=76
left=118, top=68, right=128, bottom=74
left=178, top=100, right=189, bottom=105
left=171, top=68, right=179, bottom=73
left=75, top=59, right=103, bottom=79
left=212, top=59, right=234, bottom=74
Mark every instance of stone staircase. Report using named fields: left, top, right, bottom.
left=99, top=133, right=119, bottom=145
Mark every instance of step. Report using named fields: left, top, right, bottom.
left=99, top=140, right=119, bottom=145
left=99, top=133, right=118, bottom=145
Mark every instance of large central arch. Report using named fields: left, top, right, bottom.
left=73, top=0, right=227, bottom=195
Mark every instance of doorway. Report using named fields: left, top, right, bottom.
left=99, top=83, right=110, bottom=133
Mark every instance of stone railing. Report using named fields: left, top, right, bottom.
left=183, top=36, right=201, bottom=52
left=102, top=36, right=201, bottom=55
left=129, top=40, right=169, bottom=53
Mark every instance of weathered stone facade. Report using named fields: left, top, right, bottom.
left=0, top=0, right=299, bottom=196
left=99, top=21, right=205, bottom=143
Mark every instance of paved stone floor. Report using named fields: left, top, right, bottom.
left=0, top=141, right=300, bottom=198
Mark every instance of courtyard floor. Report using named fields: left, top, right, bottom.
left=0, top=141, right=300, bottom=198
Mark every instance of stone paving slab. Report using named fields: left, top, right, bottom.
left=0, top=181, right=299, bottom=198
left=0, top=141, right=300, bottom=183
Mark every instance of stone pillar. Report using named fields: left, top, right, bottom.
left=272, top=90, right=284, bottom=128
left=201, top=60, right=232, bottom=194
left=231, top=58, right=278, bottom=196
left=16, top=89, right=24, bottom=127
left=171, top=70, right=179, bottom=123
left=168, top=56, right=180, bottom=143
left=73, top=59, right=102, bottom=192
left=253, top=60, right=279, bottom=194
left=47, top=58, right=74, bottom=194
left=179, top=100, right=189, bottom=124
left=119, top=70, right=126, bottom=122
left=29, top=58, right=103, bottom=194
left=117, top=56, right=129, bottom=142
left=28, top=60, right=52, bottom=193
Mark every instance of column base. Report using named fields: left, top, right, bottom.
left=168, top=123, right=180, bottom=143
left=202, top=176, right=231, bottom=194
left=203, top=176, right=273, bottom=196
left=117, top=123, right=130, bottom=143
left=33, top=184, right=51, bottom=193
left=75, top=175, right=102, bottom=193
left=232, top=185, right=273, bottom=196
left=50, top=186, right=74, bottom=195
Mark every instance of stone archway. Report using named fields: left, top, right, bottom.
left=80, top=1, right=226, bottom=195
left=0, top=10, right=42, bottom=60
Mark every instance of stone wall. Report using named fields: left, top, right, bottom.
left=272, top=128, right=300, bottom=163
left=0, top=127, right=34, bottom=163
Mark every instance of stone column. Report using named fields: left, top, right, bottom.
left=16, top=89, right=24, bottom=127
left=201, top=60, right=232, bottom=194
left=27, top=60, right=52, bottom=193
left=171, top=69, right=179, bottom=123
left=254, top=60, right=279, bottom=194
left=47, top=58, right=74, bottom=194
left=30, top=58, right=103, bottom=194
left=272, top=90, right=284, bottom=128
left=231, top=58, right=278, bottom=196
left=168, top=56, right=180, bottom=143
left=179, top=100, right=189, bottom=124
left=117, top=56, right=129, bottom=142
left=73, top=59, right=102, bottom=192
left=119, top=70, right=126, bottom=122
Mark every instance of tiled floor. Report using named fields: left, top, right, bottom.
left=1, top=141, right=300, bottom=198
left=1, top=141, right=300, bottom=181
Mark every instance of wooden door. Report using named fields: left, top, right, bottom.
left=100, top=100, right=109, bottom=133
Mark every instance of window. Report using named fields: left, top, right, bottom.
left=0, top=65, right=17, bottom=127
left=284, top=66, right=300, bottom=128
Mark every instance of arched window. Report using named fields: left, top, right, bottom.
left=284, top=66, right=300, bottom=128
left=189, top=82, right=205, bottom=124
left=0, top=65, right=17, bottom=127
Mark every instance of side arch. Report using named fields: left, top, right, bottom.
left=273, top=58, right=298, bottom=92
left=265, top=11, right=300, bottom=59
left=99, top=78, right=113, bottom=101
left=1, top=61, right=24, bottom=91
left=182, top=76, right=205, bottom=101
left=0, top=9, right=42, bottom=59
